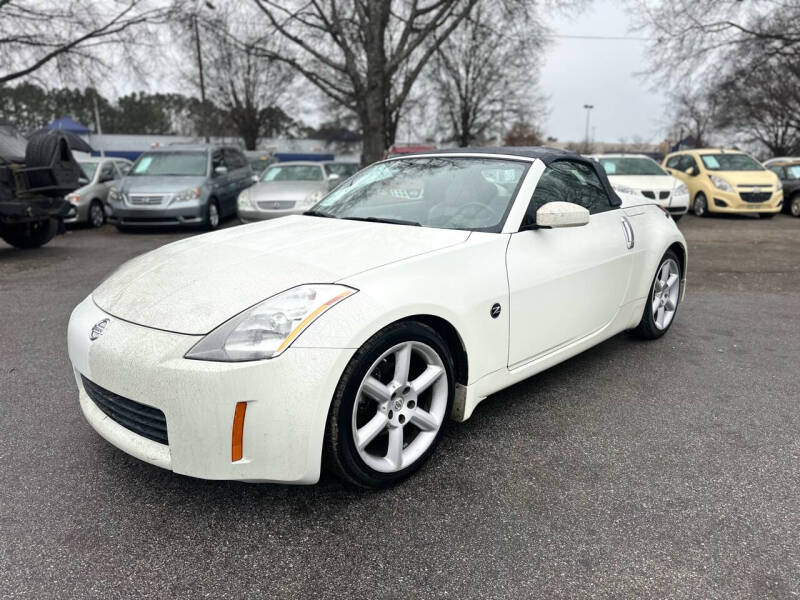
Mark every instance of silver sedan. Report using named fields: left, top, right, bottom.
left=237, top=161, right=358, bottom=222
left=66, top=158, right=132, bottom=227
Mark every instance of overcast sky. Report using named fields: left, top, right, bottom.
left=538, top=0, right=665, bottom=143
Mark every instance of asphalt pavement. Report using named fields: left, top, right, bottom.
left=1, top=214, right=799, bottom=599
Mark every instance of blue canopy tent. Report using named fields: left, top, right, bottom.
left=46, top=117, right=90, bottom=135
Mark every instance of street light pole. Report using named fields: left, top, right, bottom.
left=583, top=104, right=594, bottom=151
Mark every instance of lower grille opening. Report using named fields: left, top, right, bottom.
left=81, top=376, right=168, bottom=445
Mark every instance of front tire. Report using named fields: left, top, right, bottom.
left=204, top=198, right=220, bottom=230
left=789, top=194, right=800, bottom=217
left=324, top=321, right=454, bottom=489
left=633, top=250, right=682, bottom=340
left=693, top=192, right=708, bottom=217
left=88, top=200, right=105, bottom=228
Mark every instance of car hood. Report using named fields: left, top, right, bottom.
left=608, top=175, right=680, bottom=191
left=247, top=181, right=326, bottom=201
left=709, top=171, right=779, bottom=186
left=120, top=175, right=207, bottom=194
left=92, top=216, right=470, bottom=334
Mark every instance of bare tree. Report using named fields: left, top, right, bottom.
left=191, top=10, right=299, bottom=150
left=667, top=89, right=728, bottom=148
left=0, top=0, right=174, bottom=84
left=428, top=4, right=548, bottom=146
left=250, top=0, right=482, bottom=163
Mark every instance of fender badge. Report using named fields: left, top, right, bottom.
left=490, top=303, right=501, bottom=319
left=90, top=319, right=110, bottom=341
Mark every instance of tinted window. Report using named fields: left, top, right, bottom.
left=769, top=166, right=784, bottom=179
left=665, top=155, right=681, bottom=169
left=223, top=148, right=247, bottom=170
left=598, top=157, right=666, bottom=176
left=115, top=161, right=131, bottom=176
left=786, top=165, right=800, bottom=179
left=78, top=161, right=98, bottom=181
left=98, top=161, right=116, bottom=182
left=524, top=160, right=612, bottom=225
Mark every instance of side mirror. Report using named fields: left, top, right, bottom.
left=251, top=174, right=259, bottom=183
left=535, top=201, right=590, bottom=228
left=214, top=165, right=228, bottom=177
left=686, top=166, right=698, bottom=176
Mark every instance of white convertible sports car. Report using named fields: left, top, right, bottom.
left=68, top=148, right=687, bottom=489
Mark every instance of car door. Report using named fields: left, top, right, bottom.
left=505, top=160, right=635, bottom=367
left=96, top=160, right=119, bottom=201
left=210, top=149, right=231, bottom=209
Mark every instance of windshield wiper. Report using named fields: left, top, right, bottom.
left=341, top=216, right=421, bottom=227
left=303, top=209, right=337, bottom=218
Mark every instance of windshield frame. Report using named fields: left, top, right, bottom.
left=129, top=150, right=210, bottom=177
left=308, top=154, right=533, bottom=233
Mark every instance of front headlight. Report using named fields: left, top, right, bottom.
left=237, top=188, right=254, bottom=210
left=775, top=179, right=783, bottom=191
left=66, top=193, right=80, bottom=204
left=673, top=182, right=689, bottom=199
left=301, top=190, right=326, bottom=206
left=108, top=187, right=121, bottom=203
left=171, top=187, right=201, bottom=204
left=185, top=284, right=357, bottom=362
left=709, top=175, right=733, bottom=192
left=611, top=184, right=639, bottom=196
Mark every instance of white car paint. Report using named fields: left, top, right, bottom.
left=68, top=151, right=687, bottom=483
left=588, top=154, right=690, bottom=216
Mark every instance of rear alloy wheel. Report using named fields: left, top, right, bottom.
left=633, top=250, right=681, bottom=340
left=88, top=200, right=105, bottom=228
left=693, top=193, right=708, bottom=217
left=790, top=194, right=800, bottom=218
left=325, top=321, right=454, bottom=489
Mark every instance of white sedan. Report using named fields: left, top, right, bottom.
left=588, top=153, right=690, bottom=220
left=68, top=148, right=687, bottom=489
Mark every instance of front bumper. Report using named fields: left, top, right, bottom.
left=107, top=203, right=206, bottom=227
left=707, top=189, right=783, bottom=213
left=67, top=296, right=355, bottom=483
left=238, top=207, right=303, bottom=222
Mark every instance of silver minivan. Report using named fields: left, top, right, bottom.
left=107, top=145, right=253, bottom=230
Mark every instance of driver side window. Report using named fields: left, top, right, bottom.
left=523, top=160, right=611, bottom=226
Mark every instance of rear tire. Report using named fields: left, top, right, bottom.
left=633, top=249, right=682, bottom=340
left=692, top=192, right=708, bottom=217
left=324, top=321, right=454, bottom=489
left=0, top=218, right=58, bottom=249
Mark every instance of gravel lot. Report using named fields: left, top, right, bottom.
left=1, top=214, right=799, bottom=599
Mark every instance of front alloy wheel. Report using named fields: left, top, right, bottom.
left=693, top=193, right=708, bottom=217
left=790, top=194, right=800, bottom=218
left=633, top=250, right=682, bottom=339
left=89, top=200, right=105, bottom=228
left=325, top=322, right=454, bottom=488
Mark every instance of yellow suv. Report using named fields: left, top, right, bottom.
left=663, top=149, right=782, bottom=218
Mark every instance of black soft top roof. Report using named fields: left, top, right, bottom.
left=401, top=145, right=622, bottom=207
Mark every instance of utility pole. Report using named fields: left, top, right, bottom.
left=193, top=14, right=208, bottom=143
left=583, top=104, right=594, bottom=152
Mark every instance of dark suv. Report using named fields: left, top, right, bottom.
left=107, top=144, right=254, bottom=230
left=765, top=158, right=800, bottom=217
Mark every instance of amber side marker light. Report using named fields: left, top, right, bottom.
left=232, top=402, right=247, bottom=462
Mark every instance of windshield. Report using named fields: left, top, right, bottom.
left=326, top=163, right=359, bottom=178
left=311, top=157, right=529, bottom=231
left=78, top=161, right=98, bottom=181
left=262, top=164, right=323, bottom=182
left=701, top=153, right=764, bottom=171
left=597, top=157, right=666, bottom=176
left=130, top=152, right=208, bottom=177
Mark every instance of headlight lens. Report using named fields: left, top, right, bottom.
left=611, top=184, right=639, bottom=196
left=673, top=182, right=689, bottom=199
left=66, top=193, right=80, bottom=204
left=185, top=284, right=357, bottom=362
left=302, top=190, right=326, bottom=206
left=171, top=187, right=201, bottom=203
left=775, top=179, right=783, bottom=191
left=709, top=175, right=733, bottom=192
left=108, top=187, right=121, bottom=203
left=237, top=188, right=254, bottom=210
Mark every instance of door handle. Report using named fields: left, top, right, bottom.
left=620, top=216, right=634, bottom=249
